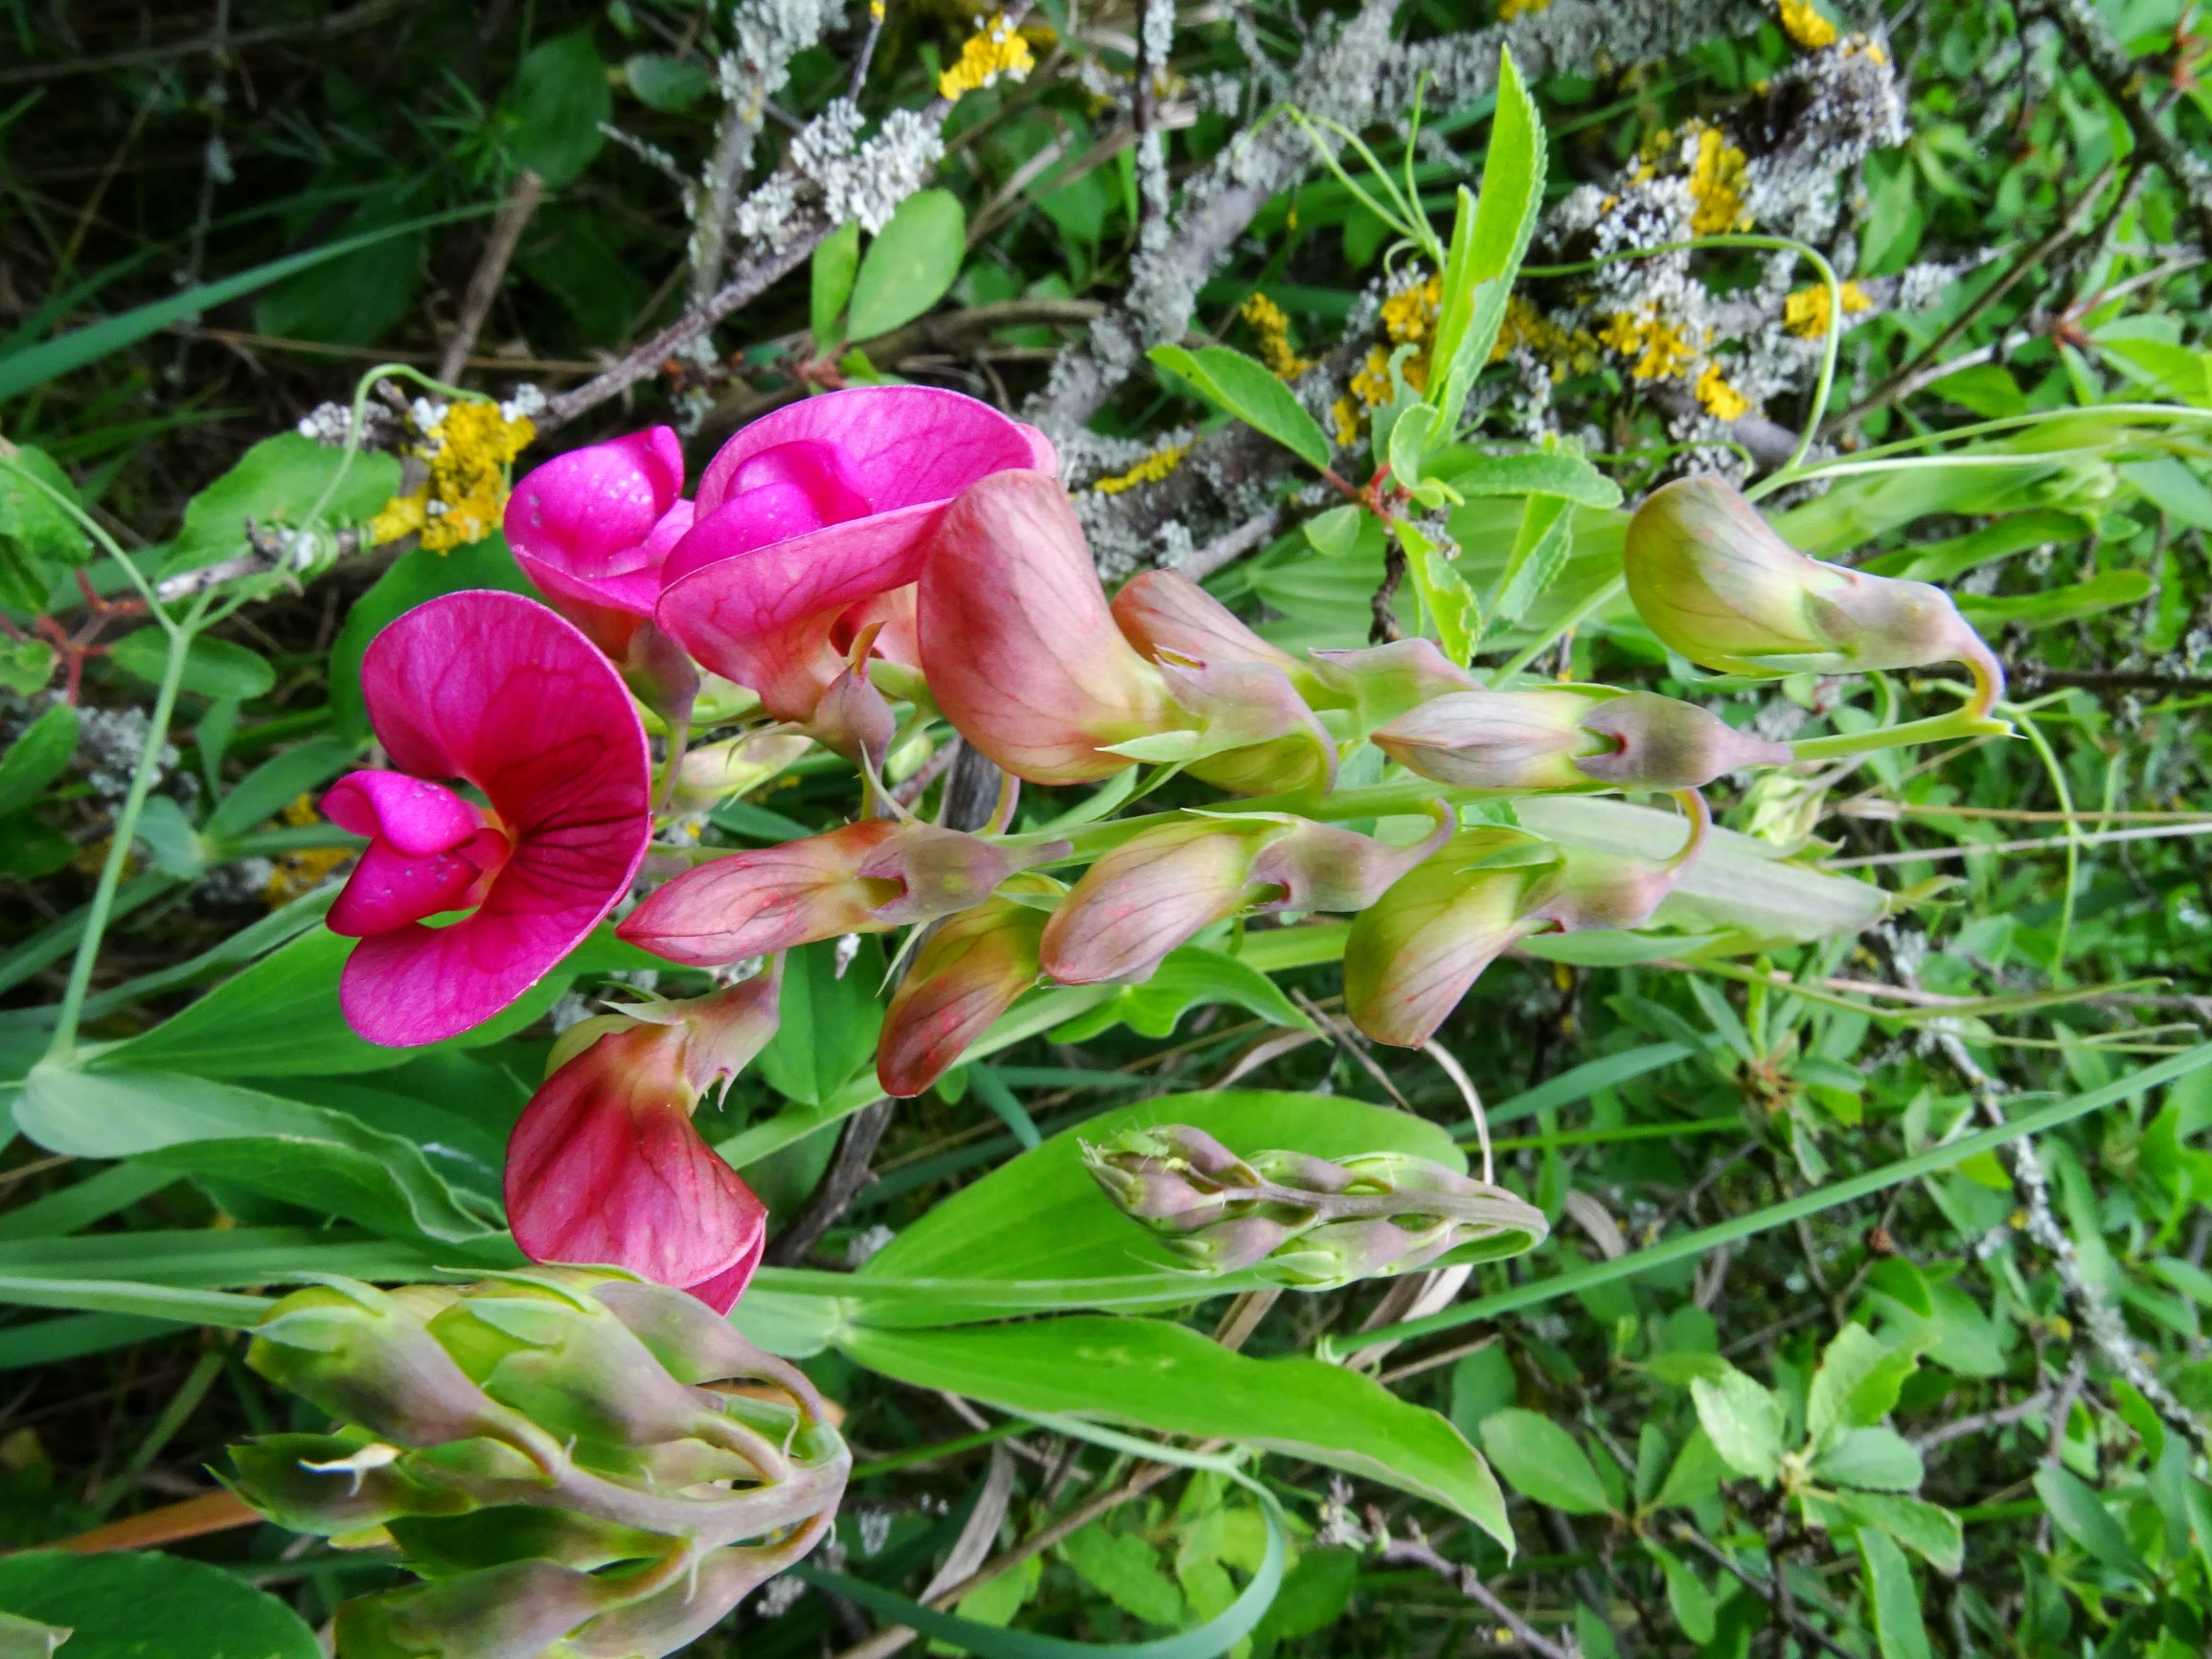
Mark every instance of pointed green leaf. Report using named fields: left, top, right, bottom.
left=1150, top=344, right=1333, bottom=471
left=1479, top=1409, right=1614, bottom=1515
left=1690, top=1370, right=1784, bottom=1482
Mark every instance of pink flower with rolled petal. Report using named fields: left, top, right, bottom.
left=323, top=590, right=652, bottom=1046
left=506, top=972, right=780, bottom=1311
left=656, top=387, right=1055, bottom=723
left=505, top=428, right=693, bottom=660
left=918, top=470, right=1183, bottom=783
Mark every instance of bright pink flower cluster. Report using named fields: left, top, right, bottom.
left=325, top=387, right=1792, bottom=1314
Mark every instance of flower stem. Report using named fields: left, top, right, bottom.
left=1786, top=703, right=2014, bottom=762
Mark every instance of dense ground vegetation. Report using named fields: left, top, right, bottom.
left=2, top=0, right=2211, bottom=1654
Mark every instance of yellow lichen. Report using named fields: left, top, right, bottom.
left=939, top=13, right=1034, bottom=102
left=1599, top=308, right=1699, bottom=381
left=1494, top=295, right=1602, bottom=375
left=1380, top=274, right=1443, bottom=345
left=1331, top=397, right=1361, bottom=447
left=1776, top=0, right=1837, bottom=50
left=1783, top=280, right=1874, bottom=338
left=1695, top=363, right=1751, bottom=420
left=1329, top=273, right=1447, bottom=446
left=1497, top=0, right=1551, bottom=15
left=1685, top=123, right=1752, bottom=236
left=264, top=793, right=353, bottom=907
left=369, top=399, right=536, bottom=554
left=1240, top=292, right=1313, bottom=380
left=1092, top=441, right=1192, bottom=495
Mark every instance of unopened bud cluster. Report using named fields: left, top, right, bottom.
left=228, top=1269, right=848, bottom=1659
left=1082, top=1125, right=1548, bottom=1288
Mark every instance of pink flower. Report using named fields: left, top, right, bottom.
left=504, top=428, right=694, bottom=663
left=323, top=591, right=652, bottom=1046
left=506, top=973, right=780, bottom=1312
left=918, top=470, right=1182, bottom=783
left=878, top=891, right=1050, bottom=1099
left=656, top=388, right=1054, bottom=723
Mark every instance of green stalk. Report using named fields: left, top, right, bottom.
left=1786, top=706, right=2014, bottom=761
left=1326, top=1042, right=2212, bottom=1355
left=46, top=598, right=204, bottom=1061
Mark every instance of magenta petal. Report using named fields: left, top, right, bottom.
left=506, top=429, right=688, bottom=639
left=505, top=1032, right=767, bottom=1300
left=692, top=386, right=1043, bottom=518
left=321, top=770, right=481, bottom=855
left=340, top=592, right=652, bottom=1047
left=327, top=839, right=489, bottom=938
left=687, top=1230, right=767, bottom=1313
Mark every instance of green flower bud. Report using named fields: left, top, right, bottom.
left=333, top=1560, right=608, bottom=1659
left=1083, top=1126, right=1546, bottom=1289
left=1625, top=476, right=2003, bottom=714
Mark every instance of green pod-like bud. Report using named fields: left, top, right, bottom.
left=225, top=1432, right=472, bottom=1537
left=333, top=1560, right=609, bottom=1659
left=559, top=1516, right=836, bottom=1659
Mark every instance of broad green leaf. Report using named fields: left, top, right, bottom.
left=254, top=214, right=423, bottom=347
left=166, top=432, right=402, bottom=578
left=16, top=1064, right=497, bottom=1245
left=1426, top=46, right=1545, bottom=434
left=0, top=638, right=55, bottom=695
left=1478, top=1409, right=1614, bottom=1514
left=106, top=629, right=274, bottom=701
left=0, top=1551, right=319, bottom=1659
left=90, top=925, right=577, bottom=1077
left=1647, top=1544, right=1716, bottom=1644
left=1958, top=569, right=2153, bottom=632
left=331, top=533, right=530, bottom=739
left=840, top=1315, right=1513, bottom=1547
left=1446, top=451, right=1623, bottom=510
left=1809, top=1490, right=1964, bottom=1576
left=623, top=52, right=712, bottom=110
left=757, top=937, right=885, bottom=1106
left=2033, top=1465, right=2147, bottom=1580
left=0, top=444, right=90, bottom=610
left=0, top=1226, right=454, bottom=1290
left=510, top=32, right=610, bottom=184
left=1857, top=1529, right=1932, bottom=1659
left=1690, top=1370, right=1784, bottom=1482
left=0, top=705, right=77, bottom=819
left=1149, top=344, right=1333, bottom=472
left=858, top=1089, right=1466, bottom=1317
left=848, top=191, right=967, bottom=338
left=1813, top=1427, right=1924, bottom=1492
left=1047, top=944, right=1315, bottom=1043
left=1807, top=1325, right=1917, bottom=1448
left=1060, top=1523, right=1186, bottom=1627
left=1254, top=1549, right=1358, bottom=1644
left=1398, top=517, right=1477, bottom=666
left=811, top=220, right=862, bottom=343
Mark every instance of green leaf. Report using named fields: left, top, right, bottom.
left=0, top=214, right=484, bottom=404
left=856, top=1089, right=1472, bottom=1324
left=0, top=705, right=77, bottom=819
left=0, top=638, right=56, bottom=695
left=510, top=32, right=610, bottom=184
left=2033, top=1465, right=2147, bottom=1580
left=107, top=629, right=274, bottom=701
left=1149, top=345, right=1333, bottom=472
left=0, top=816, right=73, bottom=880
left=1398, top=517, right=1477, bottom=667
left=1446, top=451, right=1622, bottom=510
left=848, top=190, right=966, bottom=338
left=1491, top=492, right=1575, bottom=629
left=15, top=1063, right=497, bottom=1245
left=1478, top=1409, right=1614, bottom=1514
left=1689, top=1370, right=1784, bottom=1483
left=1813, top=1427, right=1924, bottom=1493
left=1809, top=1490, right=1963, bottom=1576
left=253, top=215, right=424, bottom=347
left=811, top=220, right=862, bottom=344
left=203, top=736, right=357, bottom=843
left=90, top=925, right=576, bottom=1077
left=623, top=52, right=712, bottom=110
left=1049, top=944, right=1316, bottom=1043
left=1856, top=1529, right=1932, bottom=1659
left=1060, top=1523, right=1187, bottom=1627
left=840, top=1315, right=1513, bottom=1547
left=331, top=533, right=530, bottom=739
left=0, top=445, right=91, bottom=610
left=1426, top=46, right=1546, bottom=434
left=0, top=1550, right=319, bottom=1659
left=1807, top=1325, right=1916, bottom=1448
left=167, top=432, right=402, bottom=577
left=1255, top=1549, right=1357, bottom=1644
left=1647, top=1543, right=1717, bottom=1644
left=758, top=937, right=885, bottom=1106
left=1958, top=569, right=2154, bottom=632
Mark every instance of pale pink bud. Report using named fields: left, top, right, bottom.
left=1373, top=690, right=1603, bottom=790
left=877, top=892, right=1052, bottom=1098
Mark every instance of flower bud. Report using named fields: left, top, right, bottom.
left=1307, top=640, right=1479, bottom=730
left=505, top=974, right=782, bottom=1311
left=877, top=887, right=1053, bottom=1099
left=619, top=820, right=1056, bottom=966
left=335, top=1560, right=610, bottom=1659
left=918, top=470, right=1183, bottom=783
left=1378, top=688, right=1788, bottom=792
left=1343, top=829, right=1556, bottom=1048
left=1140, top=659, right=1340, bottom=796
left=1039, top=819, right=1278, bottom=985
left=666, top=729, right=812, bottom=814
left=1083, top=1126, right=1546, bottom=1290
left=1626, top=476, right=2003, bottom=709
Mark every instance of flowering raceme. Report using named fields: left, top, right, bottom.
left=323, top=591, right=652, bottom=1046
